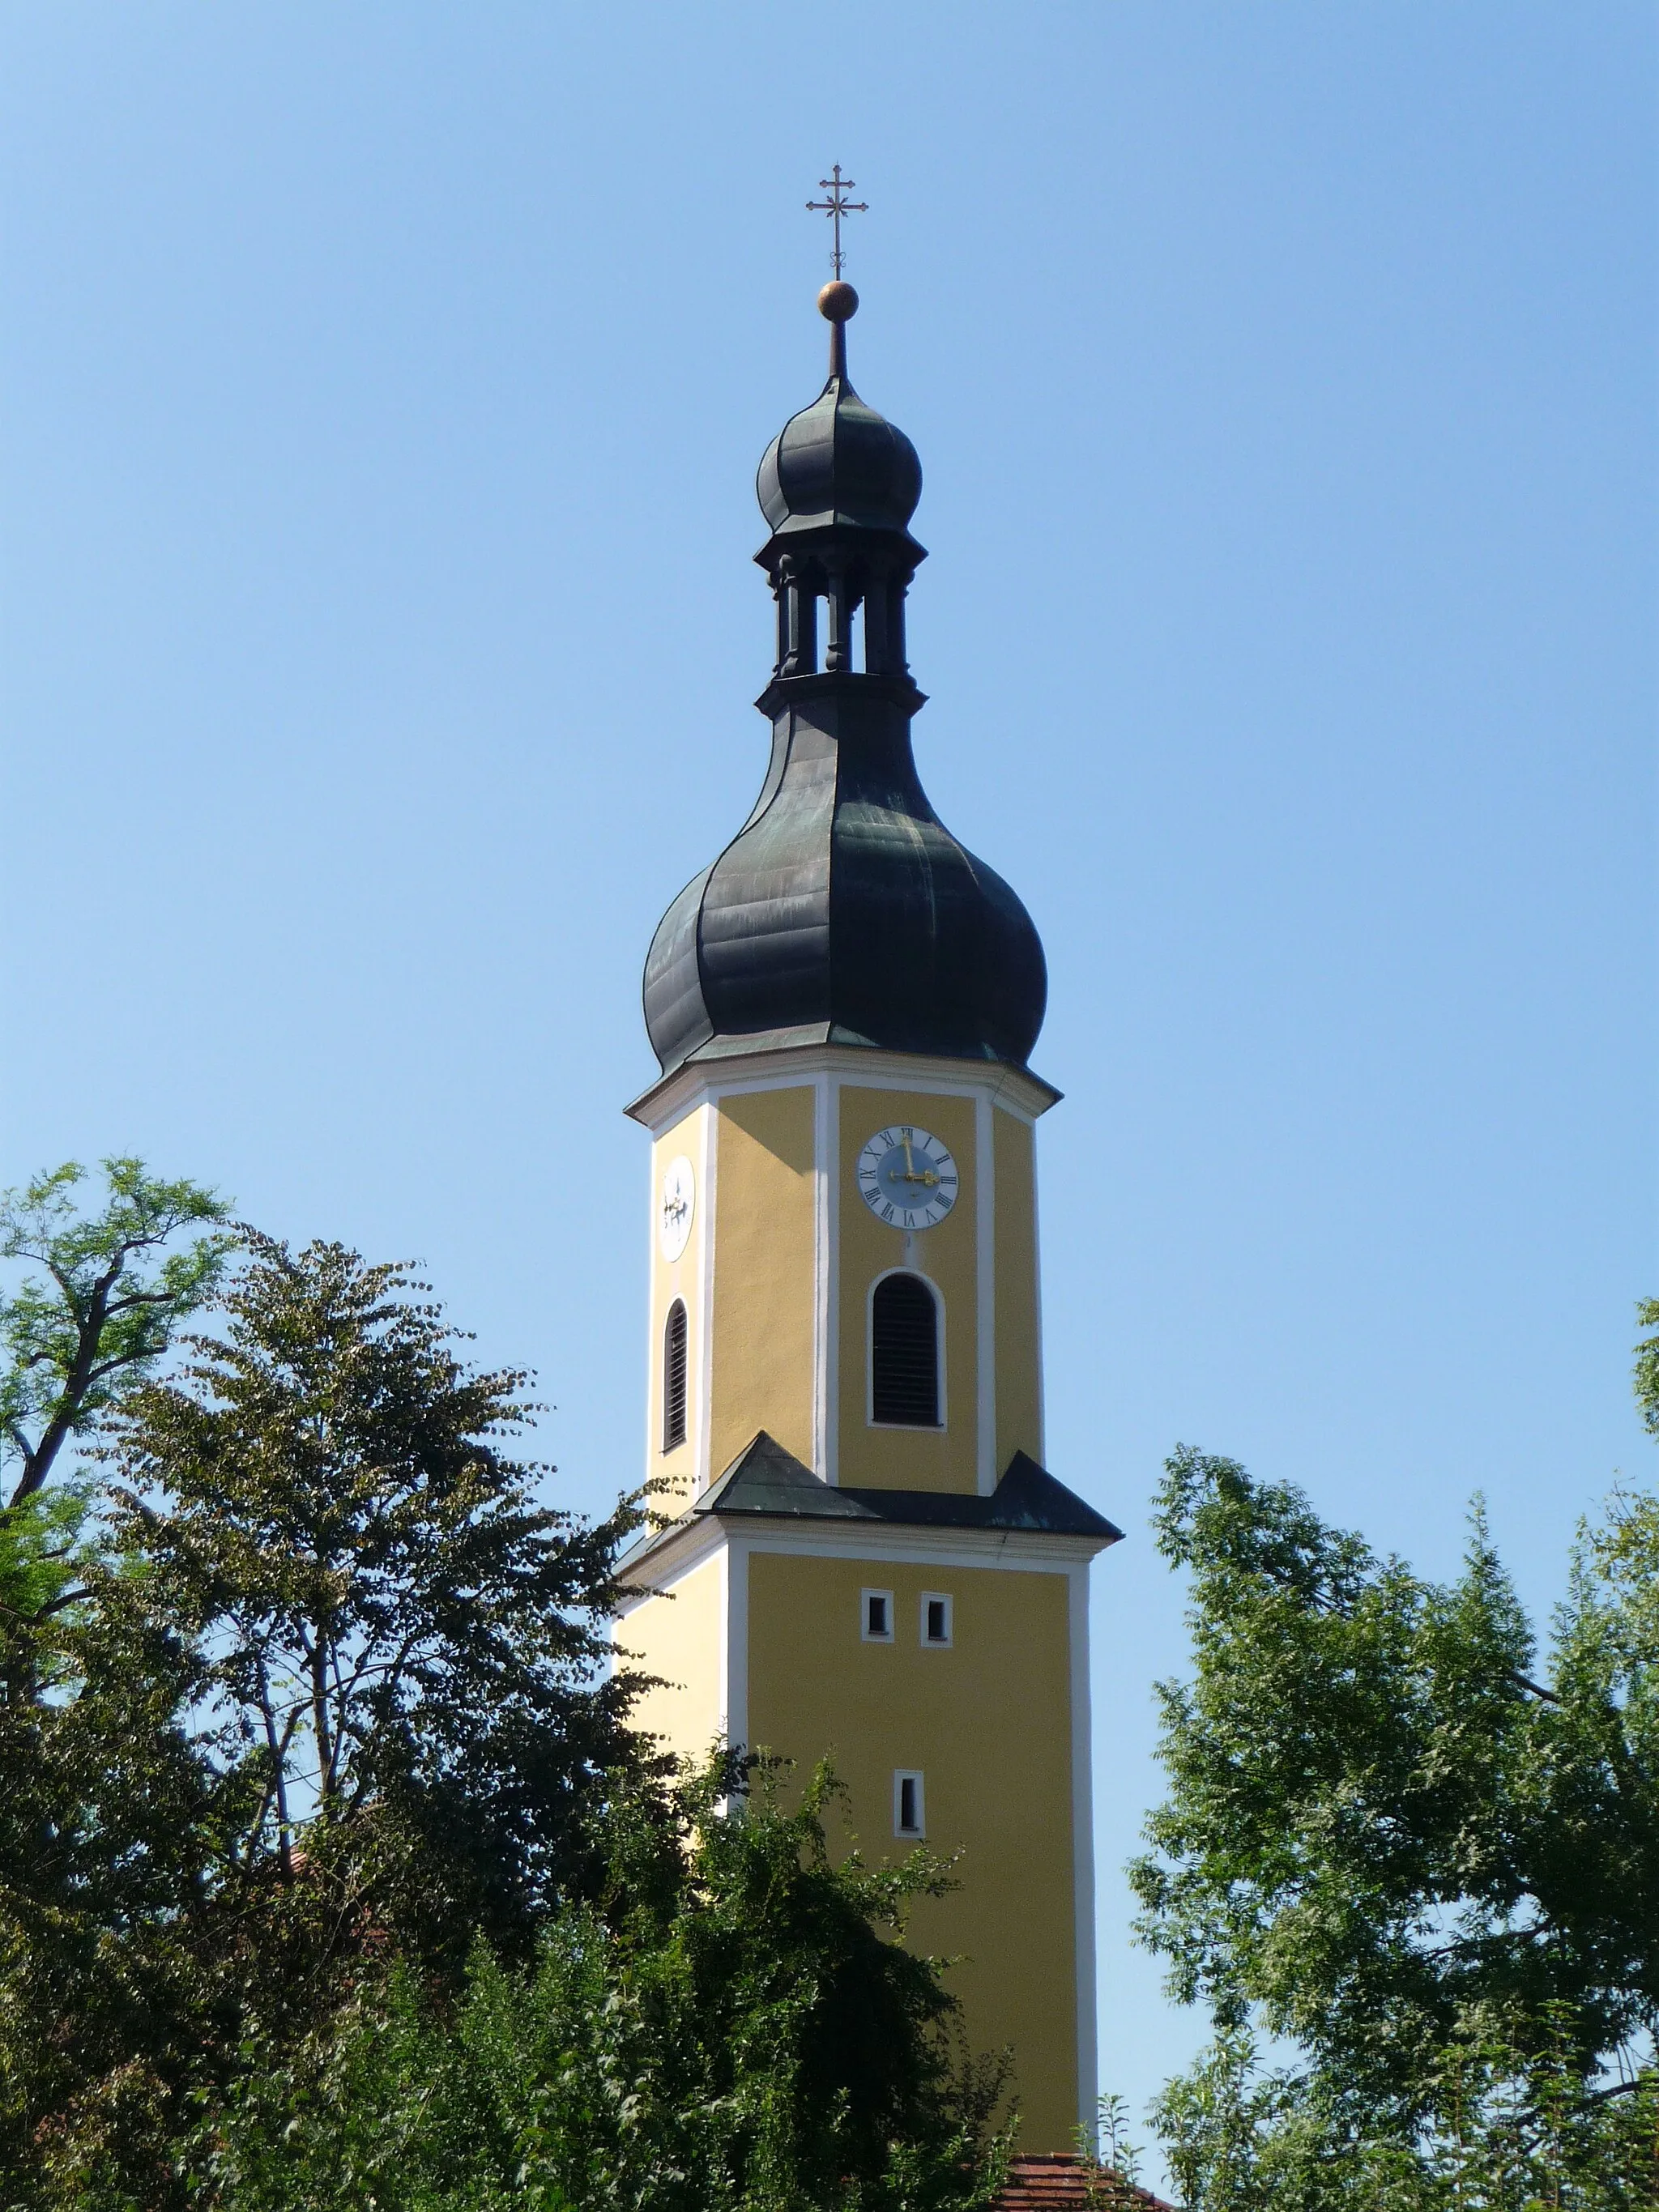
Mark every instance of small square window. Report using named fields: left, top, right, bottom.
left=861, top=1588, right=893, bottom=1643
left=894, top=1769, right=925, bottom=1838
left=920, top=1592, right=953, bottom=1647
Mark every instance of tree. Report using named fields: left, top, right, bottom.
left=190, top=1757, right=1013, bottom=2212
left=1, top=1157, right=234, bottom=1513
left=0, top=1157, right=235, bottom=2202
left=1634, top=1298, right=1659, bottom=1438
left=1130, top=1307, right=1659, bottom=2204
left=104, top=1229, right=657, bottom=1965
left=0, top=1231, right=655, bottom=2207
left=0, top=1157, right=233, bottom=1653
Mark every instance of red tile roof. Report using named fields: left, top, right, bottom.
left=995, top=2153, right=1177, bottom=2211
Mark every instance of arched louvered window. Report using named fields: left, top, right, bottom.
left=662, top=1299, right=689, bottom=1451
left=871, top=1272, right=940, bottom=1427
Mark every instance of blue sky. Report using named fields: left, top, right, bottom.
left=2, top=3, right=1653, bottom=2167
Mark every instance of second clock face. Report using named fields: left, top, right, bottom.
left=659, top=1155, right=696, bottom=1262
left=856, top=1125, right=959, bottom=1231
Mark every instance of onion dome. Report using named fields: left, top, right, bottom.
left=757, top=283, right=923, bottom=542
left=642, top=285, right=1047, bottom=1080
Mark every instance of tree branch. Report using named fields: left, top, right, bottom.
left=1508, top=1672, right=1560, bottom=1705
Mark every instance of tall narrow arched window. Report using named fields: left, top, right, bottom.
left=871, top=1272, right=940, bottom=1428
left=662, top=1299, right=689, bottom=1451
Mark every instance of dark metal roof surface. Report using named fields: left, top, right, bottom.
left=642, top=677, right=1047, bottom=1075
left=640, top=319, right=1047, bottom=1082
left=694, top=1430, right=1124, bottom=1544
left=757, top=372, right=923, bottom=540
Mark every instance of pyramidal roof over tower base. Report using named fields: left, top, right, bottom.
left=641, top=280, right=1049, bottom=1082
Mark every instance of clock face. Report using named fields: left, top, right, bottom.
left=856, top=1125, right=959, bottom=1231
left=659, top=1155, right=696, bottom=1262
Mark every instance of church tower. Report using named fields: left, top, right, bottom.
left=616, top=272, right=1121, bottom=2150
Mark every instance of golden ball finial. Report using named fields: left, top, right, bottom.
left=817, top=279, right=859, bottom=322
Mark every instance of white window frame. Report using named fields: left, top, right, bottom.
left=865, top=1266, right=947, bottom=1431
left=893, top=1768, right=926, bottom=1838
left=860, top=1588, right=894, bottom=1643
left=919, top=1591, right=953, bottom=1647
left=661, top=1298, right=689, bottom=1455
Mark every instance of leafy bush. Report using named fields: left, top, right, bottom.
left=190, top=1760, right=1012, bottom=2212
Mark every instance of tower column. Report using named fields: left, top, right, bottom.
left=783, top=567, right=817, bottom=676
left=864, top=565, right=892, bottom=674
left=824, top=561, right=851, bottom=672
left=888, top=575, right=910, bottom=674
left=773, top=563, right=791, bottom=675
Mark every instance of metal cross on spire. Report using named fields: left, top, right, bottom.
left=806, top=164, right=868, bottom=278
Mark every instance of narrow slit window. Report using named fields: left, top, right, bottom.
left=862, top=1589, right=893, bottom=1643
left=921, top=1593, right=953, bottom=1647
left=871, top=1272, right=940, bottom=1427
left=662, top=1299, right=688, bottom=1451
left=894, top=1770, right=925, bottom=1838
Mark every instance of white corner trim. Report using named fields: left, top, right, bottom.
left=1029, top=1108, right=1047, bottom=1464
left=641, top=1139, right=659, bottom=1489
left=818, top=1073, right=840, bottom=1483
left=975, top=1092, right=996, bottom=1494
left=697, top=1101, right=717, bottom=1493
left=715, top=1540, right=730, bottom=1745
left=1068, top=1561, right=1098, bottom=2135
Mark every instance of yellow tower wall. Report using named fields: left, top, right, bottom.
left=837, top=1085, right=979, bottom=1493
left=992, top=1105, right=1043, bottom=1472
left=640, top=1062, right=1050, bottom=1503
left=616, top=1549, right=726, bottom=1763
left=709, top=1085, right=818, bottom=1477
left=744, top=1545, right=1081, bottom=2150
left=627, top=1052, right=1095, bottom=2146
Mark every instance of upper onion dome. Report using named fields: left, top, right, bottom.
left=756, top=282, right=922, bottom=542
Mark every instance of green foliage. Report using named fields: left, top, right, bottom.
left=2, top=1227, right=1000, bottom=2211
left=104, top=1230, right=652, bottom=1964
left=1075, top=2094, right=1150, bottom=2207
left=1, top=1157, right=234, bottom=1512
left=1088, top=2093, right=1144, bottom=2184
left=1132, top=1304, right=1659, bottom=2205
left=189, top=1758, right=1012, bottom=2212
left=0, top=1484, right=89, bottom=1647
left=0, top=1587, right=222, bottom=2211
left=1149, top=2020, right=1659, bottom=2209
left=0, top=1232, right=655, bottom=2207
left=1635, top=1301, right=1659, bottom=1438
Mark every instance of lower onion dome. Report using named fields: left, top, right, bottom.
left=642, top=687, right=1046, bottom=1076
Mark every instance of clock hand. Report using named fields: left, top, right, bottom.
left=902, top=1133, right=916, bottom=1177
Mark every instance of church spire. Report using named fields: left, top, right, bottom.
left=640, top=276, right=1047, bottom=1080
